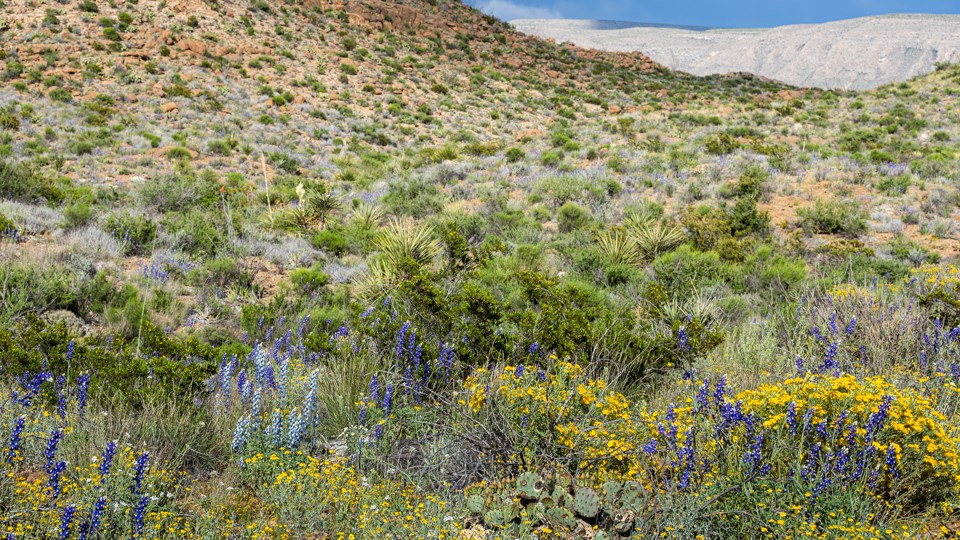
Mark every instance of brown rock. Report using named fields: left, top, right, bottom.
left=160, top=102, right=179, bottom=113
left=608, top=105, right=622, bottom=114
left=545, top=70, right=561, bottom=79
left=179, top=38, right=207, bottom=56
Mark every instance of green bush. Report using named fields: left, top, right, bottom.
left=289, top=265, right=330, bottom=295
left=63, top=202, right=94, bottom=230
left=797, top=200, right=868, bottom=237
left=505, top=147, right=525, bottom=163
left=0, top=160, right=66, bottom=204
left=652, top=245, right=725, bottom=297
left=311, top=228, right=350, bottom=255
left=557, top=201, right=590, bottom=233
left=104, top=212, right=157, bottom=255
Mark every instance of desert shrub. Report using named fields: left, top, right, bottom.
left=652, top=245, right=725, bottom=297
left=311, top=228, right=349, bottom=255
left=504, top=146, right=525, bottom=163
left=797, top=199, right=868, bottom=237
left=163, top=210, right=224, bottom=257
left=62, top=202, right=93, bottom=230
left=103, top=212, right=157, bottom=255
left=0, top=160, right=65, bottom=204
left=139, top=170, right=219, bottom=213
left=382, top=177, right=443, bottom=218
left=289, top=264, right=330, bottom=296
left=557, top=201, right=590, bottom=233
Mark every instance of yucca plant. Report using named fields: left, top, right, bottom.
left=353, top=257, right=399, bottom=301
left=275, top=182, right=340, bottom=232
left=374, top=218, right=442, bottom=269
left=598, top=209, right=686, bottom=266
left=351, top=201, right=386, bottom=229
left=632, top=221, right=685, bottom=260
left=596, top=227, right=641, bottom=266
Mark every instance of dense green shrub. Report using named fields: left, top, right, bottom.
left=797, top=200, right=868, bottom=237
left=104, top=212, right=157, bottom=255
left=557, top=201, right=590, bottom=233
left=0, top=160, right=65, bottom=204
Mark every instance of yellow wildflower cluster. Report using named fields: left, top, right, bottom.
left=910, top=263, right=960, bottom=295
left=262, top=455, right=458, bottom=538
left=739, top=374, right=960, bottom=484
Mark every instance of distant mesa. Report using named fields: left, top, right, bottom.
left=512, top=14, right=960, bottom=90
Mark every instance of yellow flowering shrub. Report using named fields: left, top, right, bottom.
left=739, top=374, right=960, bottom=507
left=250, top=451, right=459, bottom=538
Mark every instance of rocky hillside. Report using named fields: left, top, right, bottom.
left=513, top=14, right=960, bottom=90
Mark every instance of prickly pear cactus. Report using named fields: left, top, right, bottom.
left=485, top=509, right=506, bottom=527
left=573, top=487, right=600, bottom=518
left=601, top=480, right=622, bottom=507
left=595, top=531, right=610, bottom=540
left=466, top=494, right=486, bottom=515
left=516, top=471, right=544, bottom=500
left=620, top=480, right=644, bottom=512
left=544, top=506, right=577, bottom=529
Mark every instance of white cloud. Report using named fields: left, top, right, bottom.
left=469, top=0, right=562, bottom=21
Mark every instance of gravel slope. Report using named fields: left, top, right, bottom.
left=512, top=15, right=960, bottom=90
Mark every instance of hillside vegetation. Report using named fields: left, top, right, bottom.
left=0, top=0, right=959, bottom=538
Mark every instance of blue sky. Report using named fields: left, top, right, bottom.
left=464, top=0, right=960, bottom=27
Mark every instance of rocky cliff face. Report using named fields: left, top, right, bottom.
left=513, top=14, right=960, bottom=90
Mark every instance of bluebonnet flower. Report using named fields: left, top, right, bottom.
left=303, top=369, right=319, bottom=427
left=677, top=327, right=689, bottom=351
left=251, top=388, right=262, bottom=423
left=79, top=497, right=105, bottom=540
left=844, top=317, right=856, bottom=335
left=132, top=451, right=149, bottom=494
left=232, top=416, right=251, bottom=452
left=865, top=395, right=894, bottom=438
left=56, top=377, right=67, bottom=421
left=44, top=428, right=64, bottom=472
left=76, top=372, right=91, bottom=414
left=537, top=367, right=546, bottom=382
left=237, top=369, right=247, bottom=400
left=59, top=506, right=77, bottom=540
left=642, top=439, right=657, bottom=455
left=266, top=410, right=283, bottom=447
left=98, top=441, right=117, bottom=483
left=713, top=377, right=727, bottom=406
left=528, top=342, right=539, bottom=357
left=369, top=373, right=380, bottom=404
left=438, top=345, right=455, bottom=382
left=359, top=404, right=367, bottom=425
left=7, top=416, right=24, bottom=464
left=374, top=422, right=384, bottom=440
left=885, top=445, right=899, bottom=478
left=821, top=342, right=839, bottom=373
left=278, top=357, right=290, bottom=402
left=811, top=327, right=827, bottom=343
left=694, top=379, right=710, bottom=414
left=829, top=312, right=838, bottom=334
left=514, top=364, right=524, bottom=379
left=786, top=402, right=798, bottom=435
left=382, top=384, right=394, bottom=414
left=134, top=496, right=149, bottom=536
left=396, top=321, right=411, bottom=359
left=287, top=409, right=306, bottom=447
left=48, top=460, right=66, bottom=500
left=66, top=340, right=75, bottom=361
